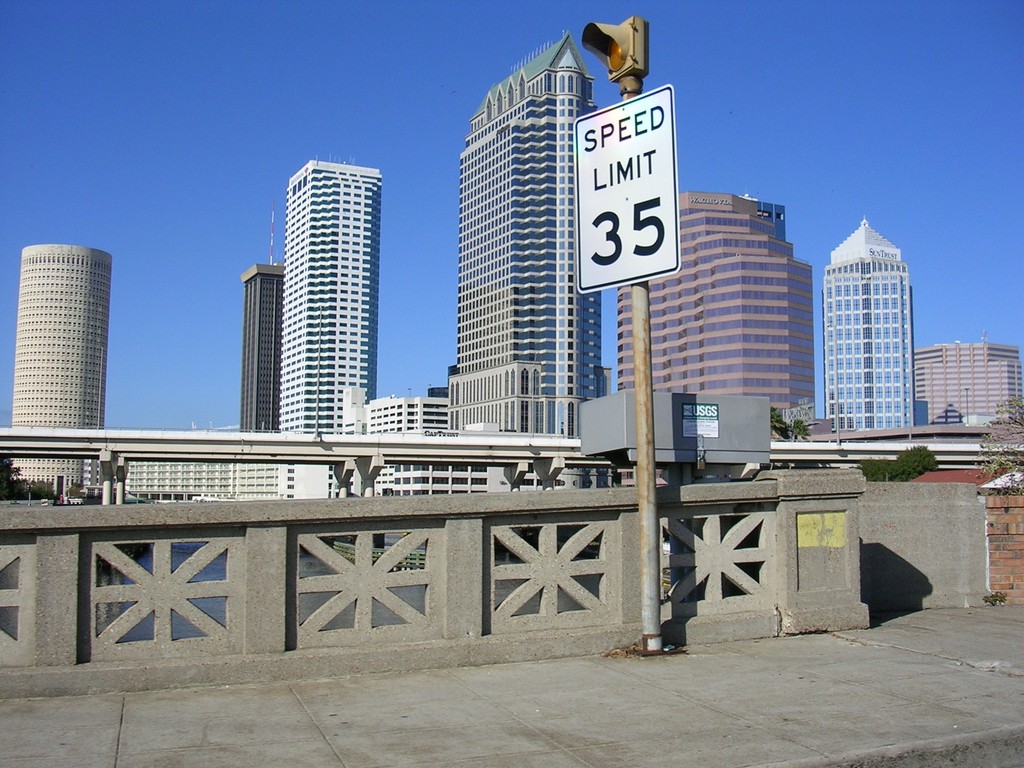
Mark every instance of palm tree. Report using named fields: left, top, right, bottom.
left=790, top=419, right=810, bottom=441
left=770, top=408, right=790, bottom=440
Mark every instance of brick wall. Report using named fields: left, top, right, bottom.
left=986, top=495, right=1024, bottom=605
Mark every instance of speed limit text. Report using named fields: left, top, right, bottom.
left=580, top=104, right=666, bottom=151
left=580, top=104, right=666, bottom=191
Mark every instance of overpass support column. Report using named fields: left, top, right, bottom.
left=503, top=462, right=529, bottom=491
left=354, top=455, right=385, bottom=497
left=533, top=456, right=565, bottom=490
left=333, top=461, right=355, bottom=498
left=99, top=451, right=115, bottom=506
left=115, top=456, right=129, bottom=505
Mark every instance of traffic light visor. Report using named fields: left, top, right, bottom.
left=582, top=23, right=622, bottom=68
left=581, top=17, right=648, bottom=82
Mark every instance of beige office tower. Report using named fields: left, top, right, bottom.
left=914, top=339, right=1022, bottom=425
left=12, top=244, right=112, bottom=490
left=617, top=192, right=814, bottom=410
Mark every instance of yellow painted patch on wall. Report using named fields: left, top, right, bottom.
left=797, top=512, right=846, bottom=548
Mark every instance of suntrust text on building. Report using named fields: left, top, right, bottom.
left=868, top=247, right=899, bottom=260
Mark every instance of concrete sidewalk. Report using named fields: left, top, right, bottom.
left=2, top=608, right=1022, bottom=768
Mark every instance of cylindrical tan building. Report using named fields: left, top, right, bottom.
left=12, top=244, right=112, bottom=488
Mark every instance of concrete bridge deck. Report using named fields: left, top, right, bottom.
left=2, top=608, right=1021, bottom=768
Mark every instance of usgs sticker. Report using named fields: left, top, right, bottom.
left=682, top=402, right=719, bottom=438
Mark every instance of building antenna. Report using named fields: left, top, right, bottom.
left=269, top=201, right=275, bottom=264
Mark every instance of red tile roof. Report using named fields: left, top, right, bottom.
left=910, top=469, right=993, bottom=485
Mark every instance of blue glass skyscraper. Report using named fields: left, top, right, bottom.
left=823, top=219, right=915, bottom=432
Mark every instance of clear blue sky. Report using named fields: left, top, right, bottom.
left=1, top=1, right=1021, bottom=429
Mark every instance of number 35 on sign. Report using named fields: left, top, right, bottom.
left=574, top=85, right=679, bottom=294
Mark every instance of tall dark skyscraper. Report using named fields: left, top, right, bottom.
left=449, top=34, right=605, bottom=436
left=240, top=262, right=284, bottom=431
left=617, top=193, right=814, bottom=410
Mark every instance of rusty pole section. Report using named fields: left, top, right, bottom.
left=631, top=279, right=662, bottom=653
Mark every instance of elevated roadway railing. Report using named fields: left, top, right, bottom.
left=767, top=439, right=983, bottom=469
left=0, top=427, right=982, bottom=503
left=0, top=427, right=598, bottom=464
left=0, top=427, right=606, bottom=503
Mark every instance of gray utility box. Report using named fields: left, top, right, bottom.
left=580, top=391, right=770, bottom=478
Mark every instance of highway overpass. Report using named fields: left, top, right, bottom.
left=0, top=427, right=982, bottom=503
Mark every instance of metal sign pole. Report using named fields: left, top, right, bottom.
left=630, top=278, right=662, bottom=653
left=616, top=72, right=661, bottom=654
left=579, top=17, right=670, bottom=654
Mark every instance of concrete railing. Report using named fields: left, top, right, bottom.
left=0, top=470, right=870, bottom=696
left=859, top=483, right=989, bottom=611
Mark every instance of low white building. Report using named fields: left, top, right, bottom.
left=124, top=461, right=334, bottom=502
left=368, top=392, right=449, bottom=434
left=369, top=397, right=599, bottom=495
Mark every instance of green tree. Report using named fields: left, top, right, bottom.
left=790, top=419, right=810, bottom=441
left=859, top=459, right=894, bottom=482
left=27, top=480, right=56, bottom=501
left=860, top=446, right=938, bottom=482
left=981, top=398, right=1024, bottom=493
left=770, top=408, right=790, bottom=440
left=897, top=445, right=939, bottom=479
left=0, top=457, right=25, bottom=500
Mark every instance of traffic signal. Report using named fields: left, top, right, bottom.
left=582, top=16, right=649, bottom=84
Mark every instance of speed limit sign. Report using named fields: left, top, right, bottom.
left=574, top=85, right=679, bottom=294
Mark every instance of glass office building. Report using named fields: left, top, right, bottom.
left=279, top=160, right=382, bottom=434
left=823, top=219, right=915, bottom=431
left=449, top=34, right=605, bottom=436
